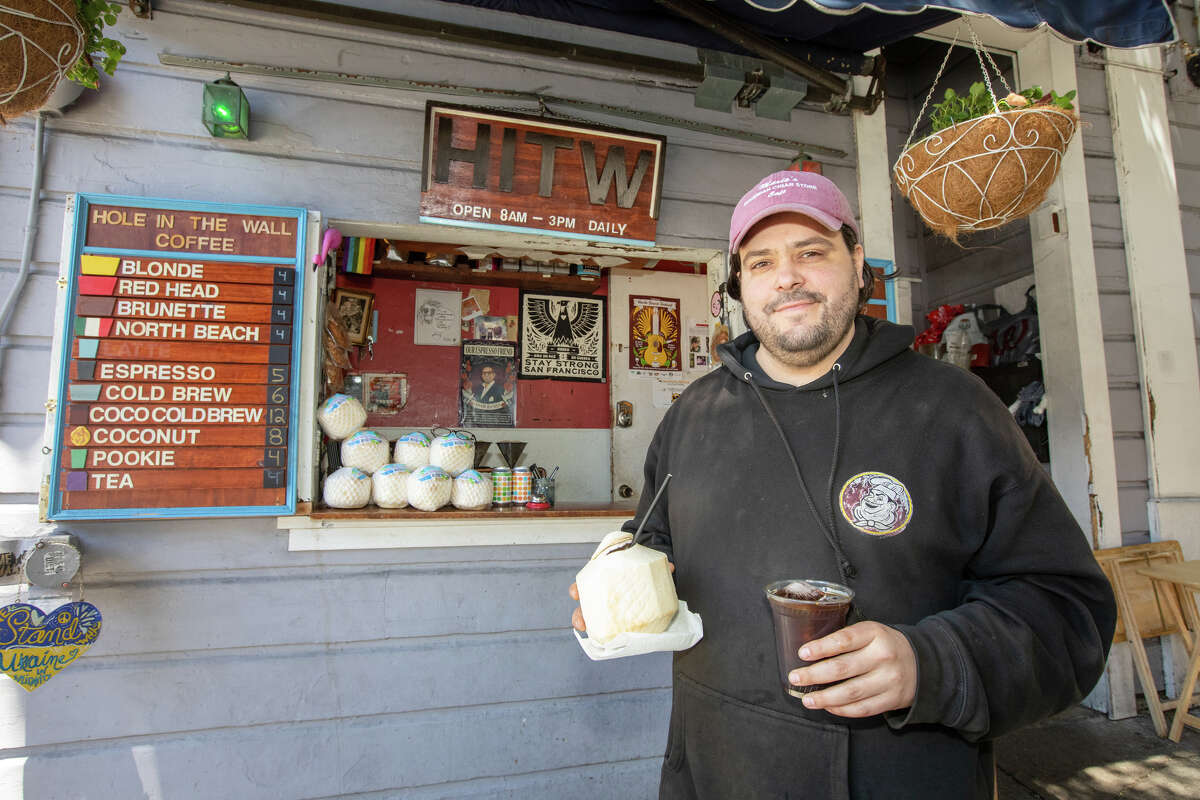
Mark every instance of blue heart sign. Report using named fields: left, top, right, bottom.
left=0, top=601, right=102, bottom=691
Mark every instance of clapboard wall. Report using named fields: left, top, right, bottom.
left=0, top=1, right=855, bottom=797
left=1168, top=6, right=1200, bottom=444
left=1073, top=51, right=1154, bottom=547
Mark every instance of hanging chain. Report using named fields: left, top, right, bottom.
left=900, top=30, right=960, bottom=155
left=968, top=24, right=1014, bottom=110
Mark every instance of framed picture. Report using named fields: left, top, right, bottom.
left=414, top=288, right=462, bottom=346
left=332, top=288, right=374, bottom=345
left=364, top=373, right=408, bottom=414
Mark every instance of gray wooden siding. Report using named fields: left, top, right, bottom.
left=0, top=3, right=854, bottom=797
left=1169, top=8, right=1200, bottom=401
left=1076, top=54, right=1154, bottom=546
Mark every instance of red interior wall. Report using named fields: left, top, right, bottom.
left=336, top=273, right=610, bottom=429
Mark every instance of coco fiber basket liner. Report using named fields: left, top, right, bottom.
left=893, top=106, right=1077, bottom=241
left=0, top=1, right=85, bottom=122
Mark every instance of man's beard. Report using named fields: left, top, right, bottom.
left=743, top=275, right=859, bottom=368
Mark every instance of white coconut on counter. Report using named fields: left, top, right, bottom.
left=394, top=431, right=431, bottom=468
left=340, top=429, right=390, bottom=474
left=317, top=393, right=366, bottom=440
left=452, top=469, right=492, bottom=509
left=430, top=432, right=474, bottom=477
left=371, top=463, right=410, bottom=508
left=406, top=465, right=452, bottom=511
left=323, top=466, right=372, bottom=508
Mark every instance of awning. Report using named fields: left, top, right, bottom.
left=437, top=1, right=1176, bottom=60
left=787, top=1, right=1178, bottom=48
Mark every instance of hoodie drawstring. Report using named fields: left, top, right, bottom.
left=745, top=368, right=857, bottom=584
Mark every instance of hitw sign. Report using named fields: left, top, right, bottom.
left=420, top=102, right=666, bottom=246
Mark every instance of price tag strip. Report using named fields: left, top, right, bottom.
left=46, top=195, right=307, bottom=519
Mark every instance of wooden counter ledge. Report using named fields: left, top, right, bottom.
left=301, top=502, right=636, bottom=520
left=280, top=502, right=638, bottom=551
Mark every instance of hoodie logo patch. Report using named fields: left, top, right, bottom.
left=840, top=472, right=912, bottom=537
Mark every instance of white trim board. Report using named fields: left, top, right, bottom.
left=282, top=514, right=618, bottom=550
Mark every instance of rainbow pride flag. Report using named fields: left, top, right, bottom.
left=340, top=237, right=375, bottom=275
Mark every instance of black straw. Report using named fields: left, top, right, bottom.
left=631, top=473, right=672, bottom=546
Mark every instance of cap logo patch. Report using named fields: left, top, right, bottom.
left=839, top=471, right=913, bottom=537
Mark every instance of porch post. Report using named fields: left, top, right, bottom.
left=1105, top=47, right=1200, bottom=562
left=1106, top=45, right=1200, bottom=702
left=852, top=68, right=916, bottom=324
left=1016, top=32, right=1130, bottom=715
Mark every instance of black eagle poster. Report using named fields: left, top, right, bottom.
left=518, top=292, right=605, bottom=382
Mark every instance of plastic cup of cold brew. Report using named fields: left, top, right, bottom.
left=764, top=579, right=855, bottom=698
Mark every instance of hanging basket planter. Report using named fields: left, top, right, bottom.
left=0, top=0, right=86, bottom=122
left=893, top=106, right=1077, bottom=241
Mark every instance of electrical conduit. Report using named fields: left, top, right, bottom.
left=0, top=112, right=48, bottom=401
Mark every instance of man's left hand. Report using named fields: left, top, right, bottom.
left=788, top=621, right=917, bottom=717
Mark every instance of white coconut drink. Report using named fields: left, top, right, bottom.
left=340, top=429, right=389, bottom=474
left=430, top=431, right=474, bottom=477
left=371, top=463, right=410, bottom=508
left=323, top=466, right=372, bottom=508
left=406, top=465, right=452, bottom=511
left=575, top=531, right=679, bottom=644
left=451, top=469, right=492, bottom=509
left=394, top=431, right=431, bottom=469
left=317, top=393, right=366, bottom=440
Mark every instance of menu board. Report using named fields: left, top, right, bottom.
left=46, top=195, right=307, bottom=519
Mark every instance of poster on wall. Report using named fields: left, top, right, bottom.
left=414, top=288, right=462, bottom=346
left=518, top=292, right=605, bottom=382
left=629, top=295, right=682, bottom=377
left=473, top=316, right=507, bottom=340
left=687, top=321, right=711, bottom=372
left=364, top=373, right=408, bottom=414
left=459, top=340, right=517, bottom=427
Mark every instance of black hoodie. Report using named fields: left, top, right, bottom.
left=623, top=316, right=1116, bottom=800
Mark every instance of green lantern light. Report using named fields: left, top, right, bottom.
left=202, top=73, right=250, bottom=139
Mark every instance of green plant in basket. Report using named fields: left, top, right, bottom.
left=928, top=82, right=1076, bottom=134
left=64, top=0, right=127, bottom=90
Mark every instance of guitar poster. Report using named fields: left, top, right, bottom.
left=518, top=292, right=605, bottom=382
left=629, top=295, right=682, bottom=377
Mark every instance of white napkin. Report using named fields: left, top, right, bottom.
left=574, top=600, right=703, bottom=661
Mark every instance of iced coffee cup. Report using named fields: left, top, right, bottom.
left=764, top=579, right=855, bottom=698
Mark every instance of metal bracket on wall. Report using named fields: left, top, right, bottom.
left=157, top=53, right=849, bottom=158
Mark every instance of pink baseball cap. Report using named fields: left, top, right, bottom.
left=728, top=170, right=860, bottom=254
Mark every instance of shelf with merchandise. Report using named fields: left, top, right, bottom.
left=370, top=259, right=601, bottom=294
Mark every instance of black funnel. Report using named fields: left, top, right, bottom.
left=473, top=441, right=491, bottom=469
left=496, top=441, right=526, bottom=468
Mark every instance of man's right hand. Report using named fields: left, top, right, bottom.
left=569, top=582, right=587, bottom=632
left=569, top=562, right=673, bottom=633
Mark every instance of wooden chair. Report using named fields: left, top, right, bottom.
left=1137, top=560, right=1200, bottom=740
left=1094, top=541, right=1200, bottom=737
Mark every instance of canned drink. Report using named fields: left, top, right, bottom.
left=492, top=467, right=513, bottom=506
left=513, top=466, right=532, bottom=503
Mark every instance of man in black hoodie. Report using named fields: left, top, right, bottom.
left=570, top=170, right=1116, bottom=799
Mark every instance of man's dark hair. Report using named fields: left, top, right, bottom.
left=726, top=224, right=875, bottom=311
